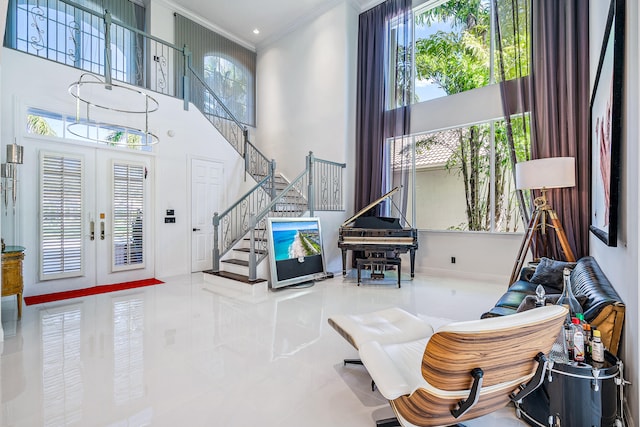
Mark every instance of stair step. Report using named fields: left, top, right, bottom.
left=233, top=248, right=267, bottom=255
left=243, top=237, right=267, bottom=242
left=222, top=258, right=249, bottom=267
left=203, top=269, right=267, bottom=284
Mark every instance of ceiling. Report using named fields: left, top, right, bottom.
left=166, top=0, right=379, bottom=50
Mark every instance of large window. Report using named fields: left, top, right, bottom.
left=389, top=0, right=530, bottom=233
left=413, top=0, right=494, bottom=103
left=5, top=0, right=145, bottom=86
left=394, top=116, right=529, bottom=233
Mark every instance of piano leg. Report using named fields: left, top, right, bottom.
left=410, top=249, right=416, bottom=278
left=341, top=249, right=347, bottom=276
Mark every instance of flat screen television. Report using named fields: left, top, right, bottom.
left=266, top=217, right=326, bottom=289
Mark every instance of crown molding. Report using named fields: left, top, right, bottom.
left=152, top=0, right=257, bottom=51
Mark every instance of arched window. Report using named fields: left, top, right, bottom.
left=204, top=55, right=251, bottom=125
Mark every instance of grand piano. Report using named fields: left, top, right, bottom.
left=338, top=187, right=418, bottom=282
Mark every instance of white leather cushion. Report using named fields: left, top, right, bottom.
left=359, top=337, right=429, bottom=400
left=328, top=307, right=434, bottom=349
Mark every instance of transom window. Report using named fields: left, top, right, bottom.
left=26, top=108, right=152, bottom=152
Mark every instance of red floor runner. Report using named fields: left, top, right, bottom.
left=24, top=278, right=164, bottom=306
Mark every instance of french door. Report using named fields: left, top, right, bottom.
left=37, top=145, right=153, bottom=294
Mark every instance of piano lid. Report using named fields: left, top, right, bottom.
left=341, top=187, right=400, bottom=228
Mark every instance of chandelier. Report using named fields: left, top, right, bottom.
left=68, top=73, right=159, bottom=146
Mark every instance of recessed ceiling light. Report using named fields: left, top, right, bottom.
left=253, top=28, right=260, bottom=34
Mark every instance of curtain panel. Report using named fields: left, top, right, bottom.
left=529, top=0, right=590, bottom=259
left=355, top=0, right=412, bottom=215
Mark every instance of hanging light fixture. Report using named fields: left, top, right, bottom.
left=68, top=73, right=160, bottom=146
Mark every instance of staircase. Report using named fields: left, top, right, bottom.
left=208, top=153, right=345, bottom=284
left=215, top=174, right=302, bottom=283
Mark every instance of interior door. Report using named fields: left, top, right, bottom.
left=191, top=158, right=223, bottom=272
left=37, top=145, right=153, bottom=294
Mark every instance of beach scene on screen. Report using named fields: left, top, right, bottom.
left=271, top=221, right=322, bottom=261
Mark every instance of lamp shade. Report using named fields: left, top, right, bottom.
left=515, top=157, right=575, bottom=190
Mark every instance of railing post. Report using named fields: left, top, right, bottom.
left=307, top=151, right=314, bottom=216
left=212, top=212, right=220, bottom=272
left=244, top=136, right=249, bottom=182
left=103, top=9, right=112, bottom=86
left=242, top=128, right=249, bottom=158
left=182, top=45, right=191, bottom=111
left=270, top=159, right=276, bottom=200
left=248, top=218, right=257, bottom=281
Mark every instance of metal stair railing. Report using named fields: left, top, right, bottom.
left=212, top=174, right=273, bottom=270
left=185, top=56, right=272, bottom=182
left=213, top=152, right=346, bottom=281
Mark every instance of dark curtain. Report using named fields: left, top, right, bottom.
left=529, top=0, right=590, bottom=259
left=355, top=0, right=412, bottom=216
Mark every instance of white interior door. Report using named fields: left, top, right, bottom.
left=191, top=158, right=223, bottom=272
left=38, top=145, right=153, bottom=294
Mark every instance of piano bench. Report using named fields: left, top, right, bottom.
left=356, top=257, right=401, bottom=288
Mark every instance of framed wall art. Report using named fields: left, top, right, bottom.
left=589, top=0, right=625, bottom=247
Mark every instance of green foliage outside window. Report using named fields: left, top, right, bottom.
left=412, top=0, right=530, bottom=232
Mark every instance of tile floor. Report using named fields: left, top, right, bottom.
left=1, top=271, right=530, bottom=427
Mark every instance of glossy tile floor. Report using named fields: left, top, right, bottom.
left=1, top=271, right=529, bottom=427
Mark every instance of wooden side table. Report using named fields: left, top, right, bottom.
left=2, top=246, right=25, bottom=319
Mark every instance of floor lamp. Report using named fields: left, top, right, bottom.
left=509, top=157, right=577, bottom=285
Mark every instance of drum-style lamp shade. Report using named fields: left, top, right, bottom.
left=515, top=157, right=575, bottom=190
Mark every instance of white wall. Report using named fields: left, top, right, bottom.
left=256, top=1, right=358, bottom=274
left=416, top=231, right=523, bottom=283
left=589, top=0, right=639, bottom=423
left=0, top=48, right=249, bottom=291
left=407, top=167, right=468, bottom=230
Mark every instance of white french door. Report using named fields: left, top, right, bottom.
left=38, top=145, right=153, bottom=294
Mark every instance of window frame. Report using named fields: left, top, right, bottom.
left=390, top=0, right=529, bottom=234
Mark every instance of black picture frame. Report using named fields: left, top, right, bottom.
left=589, top=0, right=625, bottom=247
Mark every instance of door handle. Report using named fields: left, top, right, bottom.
left=193, top=228, right=201, bottom=232
left=100, top=221, right=105, bottom=240
left=90, top=220, right=95, bottom=241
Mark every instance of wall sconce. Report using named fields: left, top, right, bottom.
left=2, top=141, right=24, bottom=213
